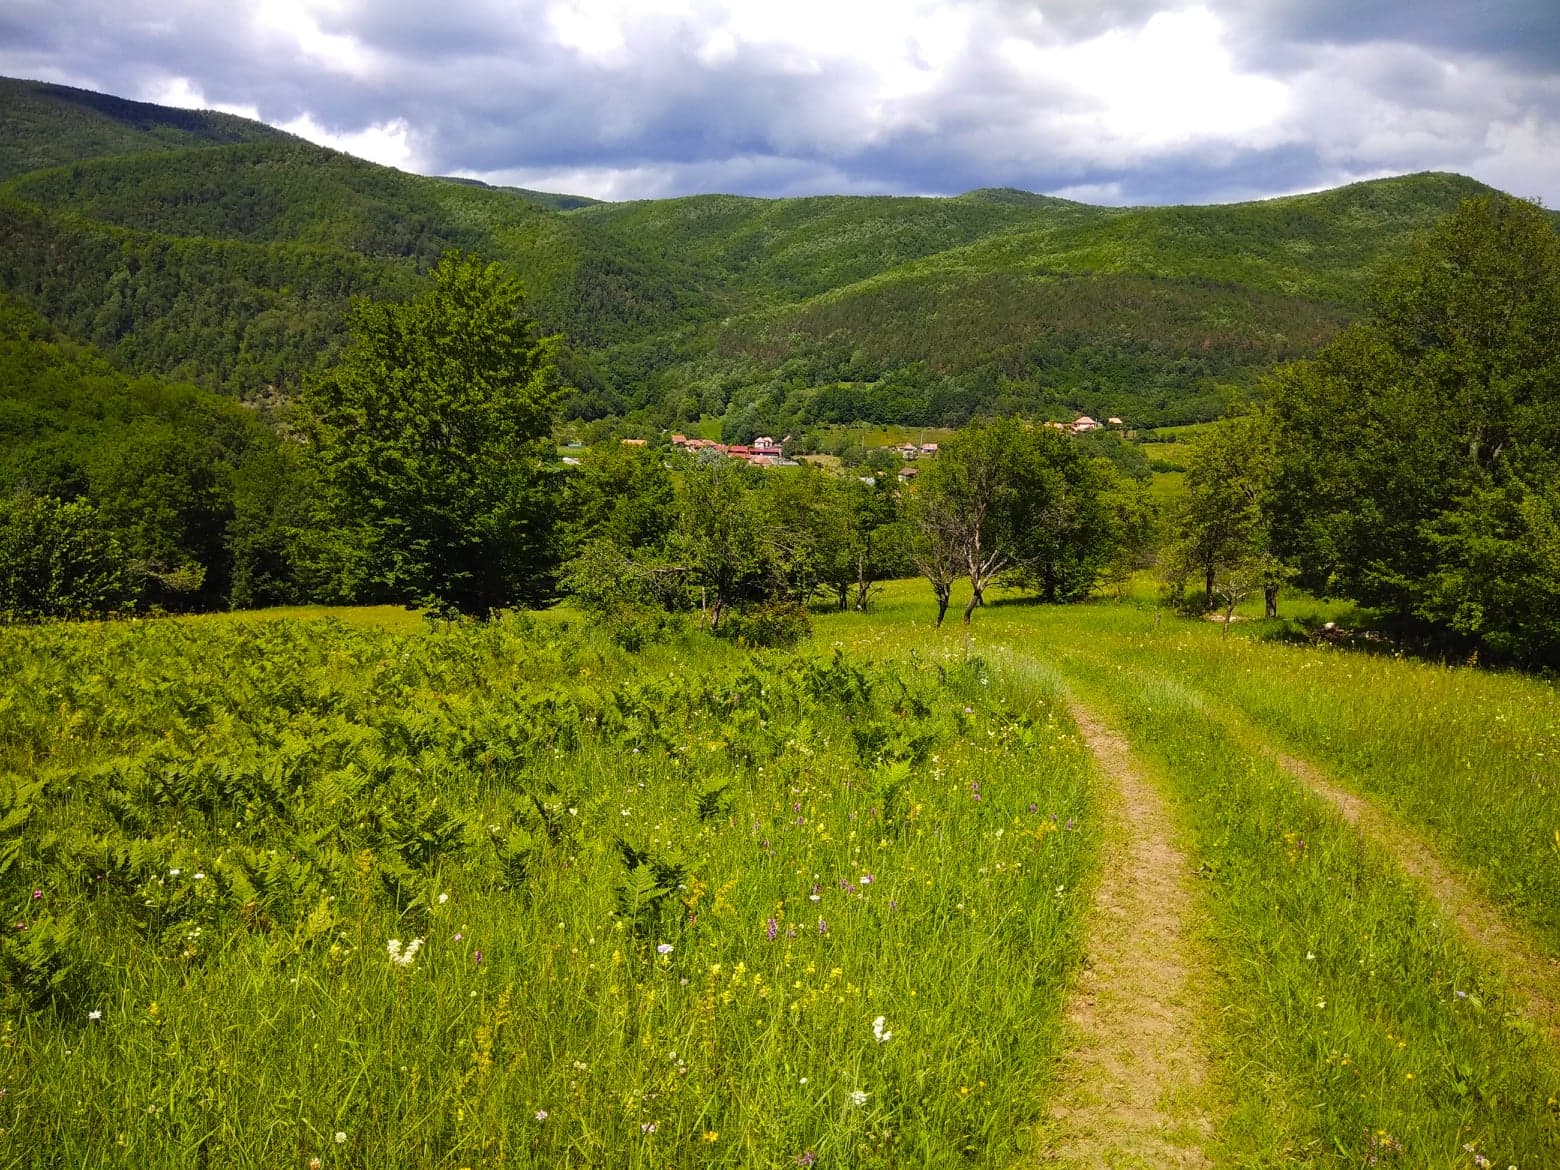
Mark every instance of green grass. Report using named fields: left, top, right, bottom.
left=0, top=612, right=1098, bottom=1168
left=6, top=581, right=1560, bottom=1165
left=1053, top=659, right=1560, bottom=1167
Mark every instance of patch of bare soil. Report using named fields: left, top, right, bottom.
left=1039, top=698, right=1215, bottom=1169
left=1271, top=749, right=1560, bottom=1045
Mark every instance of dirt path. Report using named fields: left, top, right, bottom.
left=1039, top=697, right=1215, bottom=1168
left=1267, top=747, right=1560, bottom=1045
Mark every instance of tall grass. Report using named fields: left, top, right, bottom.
left=0, top=615, right=1098, bottom=1168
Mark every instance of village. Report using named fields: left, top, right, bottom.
left=559, top=414, right=1128, bottom=475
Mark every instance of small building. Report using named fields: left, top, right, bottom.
left=897, top=465, right=920, bottom=480
left=1107, top=417, right=1124, bottom=427
left=670, top=433, right=688, bottom=446
left=919, top=443, right=939, bottom=455
left=561, top=456, right=582, bottom=466
left=1071, top=416, right=1101, bottom=433
left=621, top=438, right=648, bottom=447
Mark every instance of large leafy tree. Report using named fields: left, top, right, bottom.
left=1165, top=412, right=1287, bottom=618
left=1268, top=195, right=1560, bottom=662
left=304, top=252, right=562, bottom=614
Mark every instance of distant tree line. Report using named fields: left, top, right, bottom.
left=4, top=194, right=1556, bottom=669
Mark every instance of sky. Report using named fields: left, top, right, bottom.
left=2, top=0, right=1557, bottom=205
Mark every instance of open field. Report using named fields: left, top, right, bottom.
left=3, top=584, right=1559, bottom=1167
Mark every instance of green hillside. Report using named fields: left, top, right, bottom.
left=572, top=190, right=1117, bottom=302
left=0, top=77, right=300, bottom=179
left=0, top=76, right=1539, bottom=427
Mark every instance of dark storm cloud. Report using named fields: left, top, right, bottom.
left=1225, top=0, right=1560, bottom=73
left=0, top=0, right=1556, bottom=205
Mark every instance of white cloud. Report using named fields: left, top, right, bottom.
left=279, top=111, right=418, bottom=170
left=142, top=76, right=262, bottom=121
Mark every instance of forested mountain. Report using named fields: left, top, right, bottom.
left=0, top=77, right=300, bottom=180
left=0, top=76, right=1541, bottom=429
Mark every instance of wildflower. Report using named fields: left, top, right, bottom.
left=640, top=1121, right=658, bottom=1134
left=1315, top=999, right=1326, bottom=1009
left=766, top=917, right=779, bottom=941
left=1306, top=952, right=1316, bottom=961
left=796, top=1152, right=817, bottom=1166
left=88, top=1010, right=102, bottom=1021
left=29, top=890, right=41, bottom=901
left=702, top=1131, right=719, bottom=1143
left=168, top=869, right=180, bottom=877
left=849, top=1089, right=868, bottom=1107
left=387, top=937, right=424, bottom=967
left=808, top=893, right=821, bottom=903
left=474, top=950, right=483, bottom=965
left=818, top=918, right=828, bottom=936
left=872, top=1015, right=892, bottom=1043
left=859, top=873, right=873, bottom=885
left=193, top=872, right=205, bottom=880
left=535, top=1110, right=548, bottom=1121
left=334, top=1131, right=347, bottom=1144
left=309, top=1159, right=321, bottom=1170
left=438, top=893, right=449, bottom=905
left=657, top=943, right=674, bottom=955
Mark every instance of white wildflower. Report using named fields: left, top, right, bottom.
left=333, top=1131, right=347, bottom=1144
left=388, top=937, right=424, bottom=967
left=872, top=1015, right=892, bottom=1043
left=849, top=1089, right=868, bottom=1107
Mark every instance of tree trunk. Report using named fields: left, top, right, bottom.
left=1264, top=583, right=1279, bottom=619
left=837, top=584, right=849, bottom=611
left=854, top=578, right=871, bottom=612
left=1043, top=563, right=1057, bottom=604
left=1222, top=600, right=1235, bottom=638
left=934, top=590, right=950, bottom=627
left=1204, top=564, right=1216, bottom=610
left=709, top=593, right=724, bottom=630
left=963, top=585, right=982, bottom=625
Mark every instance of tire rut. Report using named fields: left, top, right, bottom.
left=1039, top=696, right=1215, bottom=1169
left=1267, top=747, right=1560, bottom=1045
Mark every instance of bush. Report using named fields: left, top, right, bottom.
left=719, top=600, right=812, bottom=648
left=0, top=494, right=136, bottom=621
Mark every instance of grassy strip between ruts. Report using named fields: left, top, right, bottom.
left=1053, top=653, right=1560, bottom=1169
left=0, top=616, right=1100, bottom=1169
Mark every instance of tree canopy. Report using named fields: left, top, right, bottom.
left=304, top=252, right=563, bottom=614
left=1267, top=194, right=1560, bottom=663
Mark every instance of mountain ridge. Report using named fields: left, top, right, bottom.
left=1, top=74, right=1548, bottom=429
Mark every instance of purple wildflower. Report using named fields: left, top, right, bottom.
left=473, top=950, right=483, bottom=965
left=795, top=1153, right=817, bottom=1167
left=30, top=891, right=42, bottom=901
left=818, top=918, right=828, bottom=936
left=766, top=917, right=779, bottom=941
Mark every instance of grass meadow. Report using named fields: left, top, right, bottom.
left=0, top=611, right=1097, bottom=1168
left=2, top=579, right=1558, bottom=1166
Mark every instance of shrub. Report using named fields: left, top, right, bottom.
left=0, top=494, right=135, bottom=621
left=720, top=600, right=812, bottom=648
